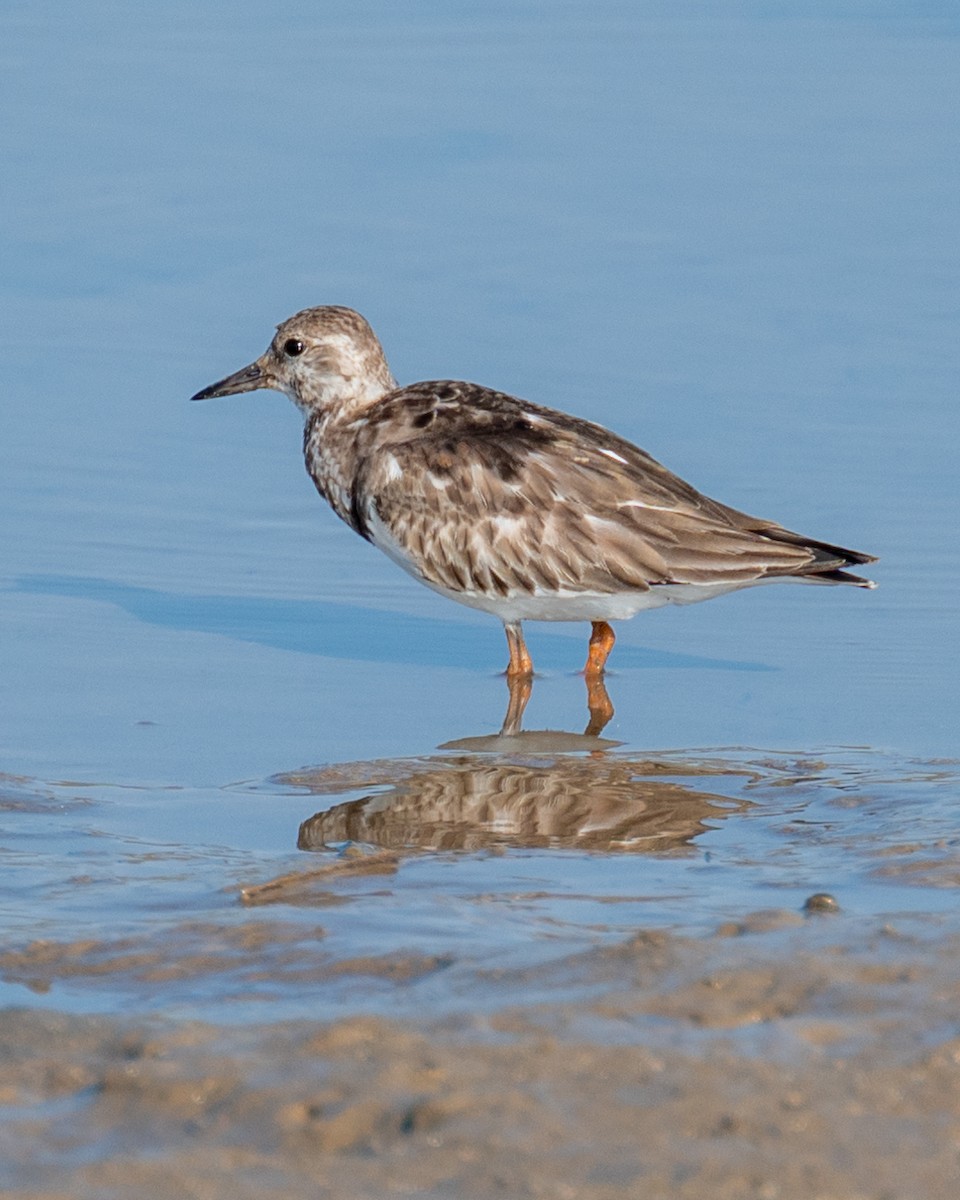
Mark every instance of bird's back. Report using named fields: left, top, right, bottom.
left=305, top=379, right=875, bottom=602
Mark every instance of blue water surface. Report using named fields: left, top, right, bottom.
left=0, top=2, right=958, bottom=1023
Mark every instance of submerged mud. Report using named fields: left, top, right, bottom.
left=3, top=919, right=960, bottom=1199
left=3, top=747, right=959, bottom=1196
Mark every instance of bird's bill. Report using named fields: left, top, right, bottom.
left=191, top=359, right=266, bottom=401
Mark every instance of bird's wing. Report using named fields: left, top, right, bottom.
left=351, top=391, right=825, bottom=597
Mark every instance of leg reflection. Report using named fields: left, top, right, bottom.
left=500, top=672, right=533, bottom=736
left=584, top=674, right=615, bottom=737
left=498, top=672, right=615, bottom=738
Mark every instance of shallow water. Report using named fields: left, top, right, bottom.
left=2, top=744, right=958, bottom=1028
left=2, top=3, right=960, bottom=1196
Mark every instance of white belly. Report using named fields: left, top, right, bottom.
left=425, top=579, right=758, bottom=622
left=364, top=507, right=768, bottom=624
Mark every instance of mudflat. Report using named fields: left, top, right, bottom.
left=3, top=911, right=958, bottom=1199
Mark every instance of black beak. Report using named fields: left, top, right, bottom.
left=191, top=361, right=264, bottom=401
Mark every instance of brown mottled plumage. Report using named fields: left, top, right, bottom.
left=192, top=305, right=876, bottom=677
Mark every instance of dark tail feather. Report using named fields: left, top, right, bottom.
left=806, top=567, right=876, bottom=588
left=757, top=528, right=878, bottom=588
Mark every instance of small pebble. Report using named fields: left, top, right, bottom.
left=803, top=892, right=839, bottom=915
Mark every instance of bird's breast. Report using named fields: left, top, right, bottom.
left=303, top=421, right=361, bottom=531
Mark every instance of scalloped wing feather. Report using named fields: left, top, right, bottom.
left=349, top=387, right=834, bottom=598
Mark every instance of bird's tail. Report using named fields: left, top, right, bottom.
left=762, top=529, right=878, bottom=588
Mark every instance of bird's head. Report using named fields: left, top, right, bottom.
left=191, top=305, right=396, bottom=418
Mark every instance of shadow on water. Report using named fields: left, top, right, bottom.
left=12, top=575, right=774, bottom=673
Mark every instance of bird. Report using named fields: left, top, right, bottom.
left=192, top=306, right=876, bottom=679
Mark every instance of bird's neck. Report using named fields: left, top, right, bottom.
left=292, top=367, right=397, bottom=424
left=301, top=382, right=396, bottom=530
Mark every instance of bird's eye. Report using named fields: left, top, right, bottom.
left=283, top=338, right=305, bottom=357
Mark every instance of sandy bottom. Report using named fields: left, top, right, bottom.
left=4, top=912, right=959, bottom=1200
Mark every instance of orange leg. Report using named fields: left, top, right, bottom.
left=584, top=620, right=616, bottom=677
left=504, top=621, right=533, bottom=678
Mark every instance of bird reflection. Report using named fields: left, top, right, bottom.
left=293, top=752, right=748, bottom=855
left=285, top=676, right=751, bottom=855
left=276, top=674, right=755, bottom=857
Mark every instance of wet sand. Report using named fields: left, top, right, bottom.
left=4, top=742, right=960, bottom=1199
left=3, top=915, right=959, bottom=1199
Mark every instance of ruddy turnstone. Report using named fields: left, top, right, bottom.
left=192, top=306, right=876, bottom=678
